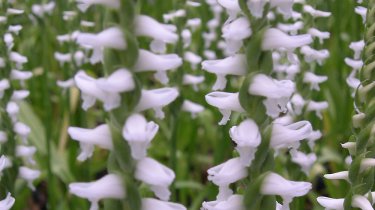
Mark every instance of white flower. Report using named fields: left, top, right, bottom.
left=301, top=46, right=329, bottom=65
left=277, top=21, right=304, bottom=35
left=32, top=2, right=55, bottom=17
left=355, top=6, right=367, bottom=23
left=262, top=28, right=312, bottom=51
left=10, top=52, right=28, bottom=67
left=14, top=122, right=31, bottom=143
left=10, top=69, right=33, bottom=82
left=303, top=72, right=328, bottom=91
left=122, top=114, right=159, bottom=160
left=81, top=20, right=95, bottom=27
left=306, top=100, right=328, bottom=119
left=11, top=90, right=30, bottom=101
left=135, top=15, right=178, bottom=52
left=135, top=157, right=175, bottom=201
left=202, top=54, right=247, bottom=90
left=217, top=0, right=241, bottom=21
left=0, top=131, right=7, bottom=144
left=67, top=124, right=113, bottom=161
left=205, top=92, right=245, bottom=125
left=134, top=88, right=179, bottom=119
left=6, top=101, right=19, bottom=123
left=0, top=193, right=15, bottom=210
left=163, top=9, right=186, bottom=22
left=181, top=100, right=205, bottom=118
left=289, top=93, right=305, bottom=115
left=183, top=74, right=205, bottom=91
left=184, top=51, right=202, bottom=70
left=76, top=27, right=126, bottom=64
left=222, top=17, right=252, bottom=54
left=16, top=145, right=37, bottom=165
left=270, top=0, right=294, bottom=18
left=317, top=197, right=344, bottom=210
left=290, top=150, right=316, bottom=175
left=249, top=74, right=295, bottom=118
left=349, top=40, right=365, bottom=60
left=247, top=0, right=267, bottom=18
left=95, top=69, right=135, bottom=93
left=186, top=18, right=202, bottom=31
left=76, top=0, right=120, bottom=12
left=344, top=58, right=363, bottom=70
left=308, top=28, right=330, bottom=44
left=324, top=171, right=349, bottom=181
left=271, top=121, right=312, bottom=150
left=229, top=119, right=261, bottom=167
left=261, top=172, right=312, bottom=210
left=352, top=195, right=374, bottom=210
left=201, top=194, right=245, bottom=210
left=300, top=46, right=330, bottom=65
left=69, top=174, right=125, bottom=210
left=207, top=158, right=248, bottom=200
left=181, top=29, right=191, bottom=48
left=303, top=5, right=331, bottom=18
left=0, top=155, right=11, bottom=173
left=134, top=49, right=182, bottom=84
left=57, top=78, right=75, bottom=89
left=307, top=130, right=322, bottom=149
left=0, top=79, right=10, bottom=98
left=19, top=166, right=41, bottom=190
left=74, top=71, right=121, bottom=111
left=54, top=52, right=72, bottom=66
left=7, top=8, right=24, bottom=15
left=142, top=198, right=186, bottom=210
left=8, top=25, right=22, bottom=34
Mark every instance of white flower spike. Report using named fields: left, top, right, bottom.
left=69, top=174, right=125, bottom=210
left=229, top=119, right=261, bottom=167
left=135, top=157, right=175, bottom=201
left=122, top=114, right=159, bottom=160
left=68, top=124, right=113, bottom=161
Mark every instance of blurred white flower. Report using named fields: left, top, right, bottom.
left=135, top=15, right=178, bottom=52
left=261, top=172, right=312, bottom=210
left=14, top=122, right=31, bottom=143
left=352, top=195, right=374, bottom=210
left=271, top=121, right=312, bottom=150
left=32, top=2, right=55, bottom=17
left=76, top=0, right=120, bottom=12
left=300, top=46, right=330, bottom=65
left=202, top=54, right=247, bottom=90
left=290, top=150, right=316, bottom=175
left=205, top=92, right=245, bottom=125
left=249, top=74, right=295, bottom=118
left=182, top=74, right=205, bottom=91
left=0, top=193, right=15, bottom=210
left=247, top=0, right=267, bottom=18
left=76, top=27, right=126, bottom=64
left=324, top=171, right=349, bottom=181
left=201, top=194, right=245, bottom=210
left=69, top=174, right=125, bottom=210
left=184, top=51, right=202, bottom=70
left=142, top=198, right=186, bottom=210
left=229, top=119, right=261, bottom=167
left=0, top=79, right=10, bottom=98
left=16, top=145, right=37, bottom=165
left=10, top=69, right=33, bottom=82
left=134, top=49, right=182, bottom=84
left=349, top=40, right=365, bottom=59
left=19, top=166, right=41, bottom=191
left=207, top=158, right=248, bottom=200
left=345, top=58, right=363, bottom=70
left=270, top=0, right=294, bottom=18
left=355, top=6, right=367, bottom=23
left=181, top=100, right=204, bottom=118
left=277, top=21, right=304, bottom=35
left=0, top=155, right=12, bottom=174
left=74, top=71, right=121, bottom=111
left=308, top=28, right=330, bottom=44
left=57, top=78, right=75, bottom=90
left=122, top=114, right=159, bottom=160
left=222, top=17, right=252, bottom=54
left=303, top=72, right=328, bottom=91
left=317, top=197, right=344, bottom=210
left=6, top=101, right=19, bottom=123
left=68, top=124, right=113, bottom=161
left=11, top=90, right=29, bottom=101
left=95, top=69, right=135, bottom=93
left=135, top=157, right=175, bottom=201
left=217, top=0, right=241, bottom=21
left=306, top=100, right=328, bottom=119
left=303, top=5, right=331, bottom=18
left=134, top=88, right=179, bottom=119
